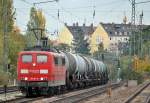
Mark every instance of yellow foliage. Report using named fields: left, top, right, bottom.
left=133, top=55, right=150, bottom=73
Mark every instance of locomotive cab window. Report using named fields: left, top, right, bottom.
left=22, top=55, right=32, bottom=63
left=54, top=56, right=63, bottom=66
left=37, top=55, right=47, bottom=63
left=62, top=57, right=65, bottom=65
left=54, top=56, right=59, bottom=65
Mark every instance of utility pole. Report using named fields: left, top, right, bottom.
left=127, top=0, right=150, bottom=86
left=130, top=0, right=150, bottom=56
left=131, top=0, right=136, bottom=25
left=139, top=11, right=143, bottom=58
left=131, top=0, right=136, bottom=55
left=2, top=0, right=8, bottom=72
left=127, top=0, right=136, bottom=87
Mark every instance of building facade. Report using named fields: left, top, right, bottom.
left=58, top=22, right=149, bottom=54
left=101, top=23, right=149, bottom=54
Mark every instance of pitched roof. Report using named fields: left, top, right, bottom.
left=101, top=23, right=149, bottom=37
left=66, top=23, right=96, bottom=38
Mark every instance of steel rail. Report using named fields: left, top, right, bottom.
left=123, top=81, right=150, bottom=103
left=5, top=96, right=44, bottom=103
left=0, top=86, right=18, bottom=94
left=144, top=94, right=150, bottom=103
left=49, top=82, right=122, bottom=103
left=3, top=82, right=122, bottom=103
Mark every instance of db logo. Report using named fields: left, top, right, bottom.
left=29, top=70, right=39, bottom=73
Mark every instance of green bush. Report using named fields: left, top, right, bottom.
left=120, top=68, right=144, bottom=84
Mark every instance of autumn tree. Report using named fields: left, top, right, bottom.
left=0, top=0, right=26, bottom=84
left=0, top=0, right=15, bottom=64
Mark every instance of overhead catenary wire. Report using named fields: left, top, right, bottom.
left=16, top=0, right=150, bottom=33
left=19, top=0, right=63, bottom=35
left=33, top=0, right=58, bottom=5
left=136, top=0, right=150, bottom=4
left=18, top=0, right=129, bottom=30
left=20, top=0, right=33, bottom=5
left=56, top=2, right=82, bottom=22
left=14, top=4, right=150, bottom=13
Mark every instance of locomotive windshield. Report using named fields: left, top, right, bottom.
left=22, top=55, right=32, bottom=63
left=37, top=55, right=47, bottom=63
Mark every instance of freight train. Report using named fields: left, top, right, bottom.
left=17, top=47, right=109, bottom=96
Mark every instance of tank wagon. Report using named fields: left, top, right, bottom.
left=17, top=50, right=108, bottom=96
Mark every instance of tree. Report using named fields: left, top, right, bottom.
left=93, top=42, right=105, bottom=60
left=8, top=26, right=26, bottom=78
left=0, top=0, right=15, bottom=65
left=72, top=28, right=90, bottom=55
left=26, top=7, right=46, bottom=47
left=0, top=0, right=26, bottom=83
left=129, top=26, right=150, bottom=57
left=55, top=43, right=71, bottom=52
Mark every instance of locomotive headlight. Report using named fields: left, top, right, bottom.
left=21, top=69, right=28, bottom=74
left=25, top=77, right=28, bottom=80
left=41, top=77, right=44, bottom=80
left=40, top=69, right=48, bottom=74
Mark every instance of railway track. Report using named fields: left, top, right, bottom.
left=0, top=86, right=18, bottom=94
left=33, top=82, right=123, bottom=103
left=5, top=96, right=44, bottom=103
left=2, top=82, right=122, bottom=103
left=123, top=81, right=150, bottom=103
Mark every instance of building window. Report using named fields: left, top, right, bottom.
left=117, top=31, right=119, bottom=35
left=122, top=26, right=125, bottom=30
left=119, top=32, right=122, bottom=35
left=115, top=32, right=117, bottom=35
left=110, top=31, right=112, bottom=35
left=128, top=32, right=131, bottom=35
left=96, top=35, right=102, bottom=44
left=124, top=32, right=127, bottom=35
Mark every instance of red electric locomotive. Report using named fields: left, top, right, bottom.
left=17, top=51, right=66, bottom=96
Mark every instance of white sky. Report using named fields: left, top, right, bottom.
left=14, top=0, right=150, bottom=36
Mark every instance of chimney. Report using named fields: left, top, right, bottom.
left=65, top=23, right=67, bottom=26
left=91, top=23, right=93, bottom=27
left=76, top=22, right=78, bottom=26
left=83, top=23, right=85, bottom=26
left=73, top=23, right=75, bottom=26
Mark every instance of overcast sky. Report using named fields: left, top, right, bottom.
left=14, top=0, right=150, bottom=36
